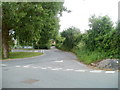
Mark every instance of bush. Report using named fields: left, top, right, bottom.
left=60, top=26, right=81, bottom=51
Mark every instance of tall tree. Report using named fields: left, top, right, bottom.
left=85, top=15, right=114, bottom=51
left=2, top=2, right=64, bottom=58
left=33, top=2, right=63, bottom=49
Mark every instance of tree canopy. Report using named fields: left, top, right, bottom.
left=2, top=2, right=65, bottom=58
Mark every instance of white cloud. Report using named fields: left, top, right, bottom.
left=60, top=0, right=119, bottom=33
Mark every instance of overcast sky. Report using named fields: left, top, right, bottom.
left=59, top=0, right=120, bottom=33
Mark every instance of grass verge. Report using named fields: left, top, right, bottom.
left=73, top=48, right=111, bottom=64
left=57, top=46, right=111, bottom=64
left=3, top=52, right=43, bottom=60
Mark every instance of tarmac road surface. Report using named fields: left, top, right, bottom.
left=1, top=47, right=118, bottom=88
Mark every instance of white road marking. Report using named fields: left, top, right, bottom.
left=90, top=70, right=102, bottom=73
left=16, top=65, right=21, bottom=67
left=64, top=69, right=74, bottom=71
left=1, top=64, right=7, bottom=67
left=54, top=60, right=63, bottom=63
left=105, top=71, right=115, bottom=73
left=51, top=68, right=59, bottom=71
left=41, top=68, right=47, bottom=69
left=23, top=65, right=30, bottom=68
left=75, top=70, right=86, bottom=72
left=14, top=64, right=117, bottom=74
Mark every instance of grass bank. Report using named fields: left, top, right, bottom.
left=3, top=52, right=43, bottom=60
left=56, top=46, right=117, bottom=65
left=73, top=49, right=109, bottom=64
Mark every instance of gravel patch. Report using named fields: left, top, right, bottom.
left=92, top=59, right=120, bottom=70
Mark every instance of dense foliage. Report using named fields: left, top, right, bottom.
left=83, top=15, right=119, bottom=58
left=2, top=2, right=64, bottom=58
left=85, top=15, right=114, bottom=50
left=57, top=15, right=120, bottom=64
left=60, top=27, right=81, bottom=50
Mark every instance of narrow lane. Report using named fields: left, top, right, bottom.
left=2, top=48, right=118, bottom=88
